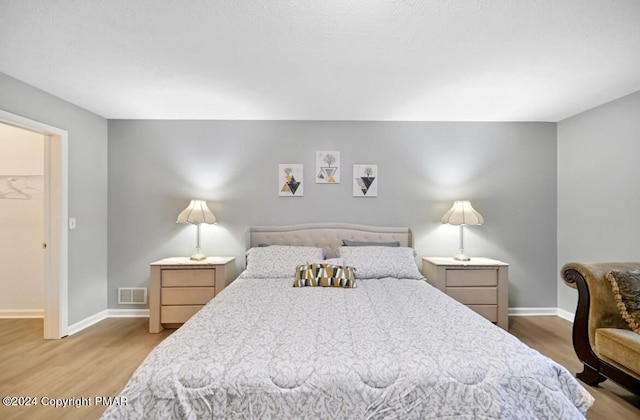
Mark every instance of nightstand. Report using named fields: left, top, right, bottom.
left=422, top=257, right=509, bottom=330
left=149, top=256, right=235, bottom=333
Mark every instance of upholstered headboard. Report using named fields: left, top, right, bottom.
left=246, top=223, right=412, bottom=258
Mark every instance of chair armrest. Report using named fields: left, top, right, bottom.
left=562, top=262, right=639, bottom=347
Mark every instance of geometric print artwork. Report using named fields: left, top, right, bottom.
left=353, top=164, right=378, bottom=197
left=279, top=164, right=304, bottom=197
left=316, top=151, right=340, bottom=183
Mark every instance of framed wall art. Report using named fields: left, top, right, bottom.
left=353, top=164, right=377, bottom=197
left=316, top=151, right=340, bottom=183
left=279, top=164, right=303, bottom=197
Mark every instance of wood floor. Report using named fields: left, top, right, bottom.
left=0, top=318, right=172, bottom=420
left=0, top=316, right=638, bottom=419
left=509, top=317, right=640, bottom=420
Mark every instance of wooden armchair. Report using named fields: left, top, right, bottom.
left=561, top=262, right=640, bottom=395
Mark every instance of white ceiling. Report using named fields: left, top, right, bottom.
left=1, top=0, right=639, bottom=122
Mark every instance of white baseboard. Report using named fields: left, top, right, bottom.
left=66, top=309, right=150, bottom=336
left=556, top=308, right=575, bottom=322
left=509, top=307, right=561, bottom=317
left=0, top=309, right=44, bottom=318
left=55, top=307, right=577, bottom=336
left=509, top=307, right=575, bottom=322
left=108, top=309, right=150, bottom=318
left=67, top=310, right=108, bottom=336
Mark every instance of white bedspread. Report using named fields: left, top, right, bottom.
left=102, top=276, right=594, bottom=419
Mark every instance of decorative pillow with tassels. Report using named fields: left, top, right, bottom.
left=293, top=263, right=357, bottom=288
left=606, top=270, right=640, bottom=334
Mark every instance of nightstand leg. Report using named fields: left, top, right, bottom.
left=497, top=266, right=509, bottom=330
left=149, top=265, right=163, bottom=333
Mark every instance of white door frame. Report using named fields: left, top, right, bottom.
left=0, top=110, right=68, bottom=339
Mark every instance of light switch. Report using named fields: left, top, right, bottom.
left=69, top=218, right=77, bottom=229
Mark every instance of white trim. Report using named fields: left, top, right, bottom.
left=108, top=309, right=150, bottom=318
left=556, top=308, right=575, bottom=322
left=67, top=310, right=108, bottom=336
left=0, top=110, right=68, bottom=339
left=66, top=309, right=150, bottom=335
left=0, top=309, right=45, bottom=318
left=509, top=307, right=565, bottom=317
left=55, top=307, right=579, bottom=336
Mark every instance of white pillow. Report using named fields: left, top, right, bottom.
left=336, top=246, right=423, bottom=279
left=245, top=245, right=326, bottom=278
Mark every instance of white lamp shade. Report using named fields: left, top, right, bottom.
left=441, top=200, right=484, bottom=226
left=176, top=199, right=217, bottom=225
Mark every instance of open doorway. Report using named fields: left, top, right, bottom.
left=0, top=110, right=68, bottom=339
left=0, top=125, right=45, bottom=318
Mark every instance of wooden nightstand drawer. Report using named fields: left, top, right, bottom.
left=422, top=257, right=508, bottom=330
left=150, top=257, right=236, bottom=333
left=446, top=286, right=497, bottom=305
left=161, top=287, right=215, bottom=305
left=161, top=305, right=204, bottom=323
left=446, top=269, right=497, bottom=287
left=161, top=269, right=215, bottom=287
left=468, top=305, right=498, bottom=322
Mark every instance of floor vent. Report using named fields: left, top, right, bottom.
left=118, top=287, right=147, bottom=305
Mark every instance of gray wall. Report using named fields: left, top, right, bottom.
left=557, top=90, right=640, bottom=313
left=3, top=66, right=637, bottom=320
left=108, top=120, right=557, bottom=310
left=0, top=72, right=109, bottom=325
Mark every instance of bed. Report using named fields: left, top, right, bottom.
left=103, top=223, right=594, bottom=419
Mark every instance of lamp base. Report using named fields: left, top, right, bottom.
left=454, top=254, right=471, bottom=261
left=190, top=252, right=207, bottom=261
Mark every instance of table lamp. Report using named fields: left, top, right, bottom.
left=441, top=200, right=484, bottom=261
left=177, top=199, right=217, bottom=260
